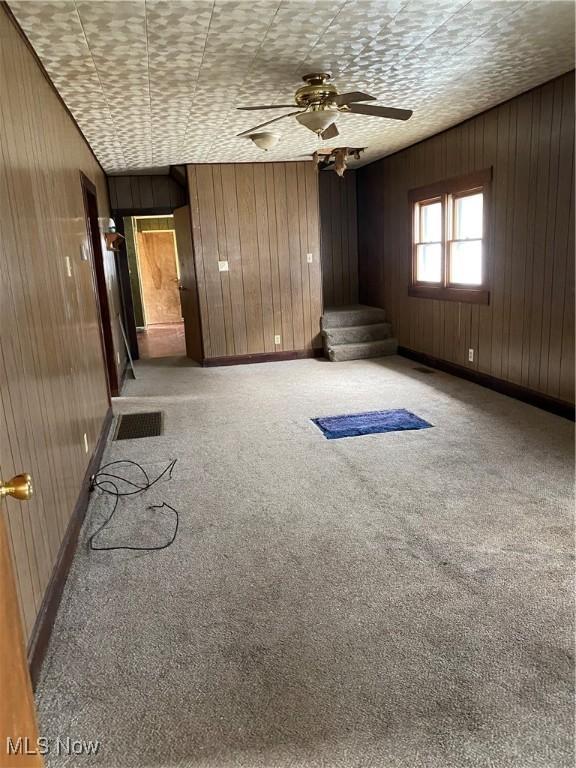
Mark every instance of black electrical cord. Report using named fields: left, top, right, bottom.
left=88, top=459, right=178, bottom=552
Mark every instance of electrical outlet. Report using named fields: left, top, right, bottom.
left=83, top=433, right=89, bottom=454
left=274, top=334, right=281, bottom=345
left=65, top=256, right=72, bottom=277
left=306, top=253, right=313, bottom=264
left=468, top=348, right=474, bottom=362
left=218, top=260, right=229, bottom=272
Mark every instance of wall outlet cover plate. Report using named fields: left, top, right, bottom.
left=218, top=260, right=229, bottom=272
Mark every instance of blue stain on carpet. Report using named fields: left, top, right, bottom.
left=312, top=408, right=432, bottom=440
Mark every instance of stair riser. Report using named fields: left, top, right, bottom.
left=328, top=339, right=398, bottom=362
left=321, top=309, right=387, bottom=329
left=323, top=323, right=392, bottom=345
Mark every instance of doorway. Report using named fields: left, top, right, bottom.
left=81, top=173, right=118, bottom=397
left=124, top=215, right=186, bottom=359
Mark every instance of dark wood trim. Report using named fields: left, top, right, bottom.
left=408, top=286, right=490, bottom=304
left=80, top=172, right=97, bottom=197
left=203, top=348, right=324, bottom=367
left=1, top=3, right=107, bottom=177
left=27, top=407, right=113, bottom=688
left=81, top=171, right=120, bottom=398
left=398, top=346, right=575, bottom=421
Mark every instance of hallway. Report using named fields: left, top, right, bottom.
left=137, top=322, right=186, bottom=359
left=35, top=356, right=574, bottom=768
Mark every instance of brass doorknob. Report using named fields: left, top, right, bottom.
left=0, top=473, right=33, bottom=501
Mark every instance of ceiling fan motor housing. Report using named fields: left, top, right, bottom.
left=295, top=73, right=338, bottom=107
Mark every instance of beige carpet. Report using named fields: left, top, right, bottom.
left=35, top=355, right=575, bottom=767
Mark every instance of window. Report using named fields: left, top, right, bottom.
left=409, top=170, right=491, bottom=304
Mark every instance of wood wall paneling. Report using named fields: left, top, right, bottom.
left=319, top=170, right=359, bottom=307
left=0, top=7, right=122, bottom=639
left=357, top=71, right=575, bottom=405
left=108, top=174, right=187, bottom=213
left=187, top=163, right=322, bottom=359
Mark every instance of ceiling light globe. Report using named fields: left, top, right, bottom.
left=249, top=132, right=280, bottom=151
left=296, top=111, right=337, bottom=135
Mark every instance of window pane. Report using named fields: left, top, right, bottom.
left=416, top=243, right=442, bottom=282
left=454, top=193, right=483, bottom=239
left=420, top=202, right=442, bottom=242
left=450, top=240, right=482, bottom=285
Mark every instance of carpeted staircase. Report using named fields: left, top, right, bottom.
left=321, top=304, right=398, bottom=362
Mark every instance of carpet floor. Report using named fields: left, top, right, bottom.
left=35, top=355, right=575, bottom=768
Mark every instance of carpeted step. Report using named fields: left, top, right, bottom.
left=323, top=322, right=392, bottom=345
left=327, top=338, right=398, bottom=362
left=321, top=304, right=387, bottom=330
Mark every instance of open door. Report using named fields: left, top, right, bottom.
left=0, top=496, right=43, bottom=766
left=136, top=230, right=182, bottom=325
left=173, top=206, right=204, bottom=362
left=0, top=324, right=42, bottom=765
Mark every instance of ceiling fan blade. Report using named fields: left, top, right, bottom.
left=348, top=103, right=413, bottom=121
left=237, top=104, right=297, bottom=111
left=237, top=110, right=302, bottom=137
left=321, top=122, right=339, bottom=141
left=331, top=91, right=376, bottom=106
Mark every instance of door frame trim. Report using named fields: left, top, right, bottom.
left=80, top=172, right=119, bottom=398
left=110, top=207, right=178, bottom=361
left=174, top=204, right=206, bottom=363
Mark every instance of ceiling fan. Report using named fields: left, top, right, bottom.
left=236, top=73, right=412, bottom=141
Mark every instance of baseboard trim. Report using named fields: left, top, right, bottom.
left=27, top=407, right=114, bottom=689
left=202, top=348, right=324, bottom=367
left=398, top=346, right=575, bottom=421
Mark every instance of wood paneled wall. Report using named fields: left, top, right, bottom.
left=319, top=170, right=358, bottom=307
left=187, top=162, right=323, bottom=358
left=358, top=71, right=575, bottom=405
left=0, top=8, right=122, bottom=638
left=108, top=174, right=186, bottom=212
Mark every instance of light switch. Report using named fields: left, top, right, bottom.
left=306, top=253, right=313, bottom=263
left=218, top=260, right=229, bottom=272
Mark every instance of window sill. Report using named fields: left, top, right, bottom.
left=408, top=285, right=490, bottom=305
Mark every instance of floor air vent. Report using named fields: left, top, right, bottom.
left=114, top=412, right=163, bottom=440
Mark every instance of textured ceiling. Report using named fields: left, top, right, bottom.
left=9, top=0, right=575, bottom=172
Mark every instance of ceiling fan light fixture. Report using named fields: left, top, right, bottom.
left=296, top=110, right=336, bottom=135
left=248, top=132, right=280, bottom=151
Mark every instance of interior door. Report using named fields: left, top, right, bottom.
left=0, top=493, right=42, bottom=766
left=173, top=206, right=204, bottom=362
left=136, top=231, right=182, bottom=326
